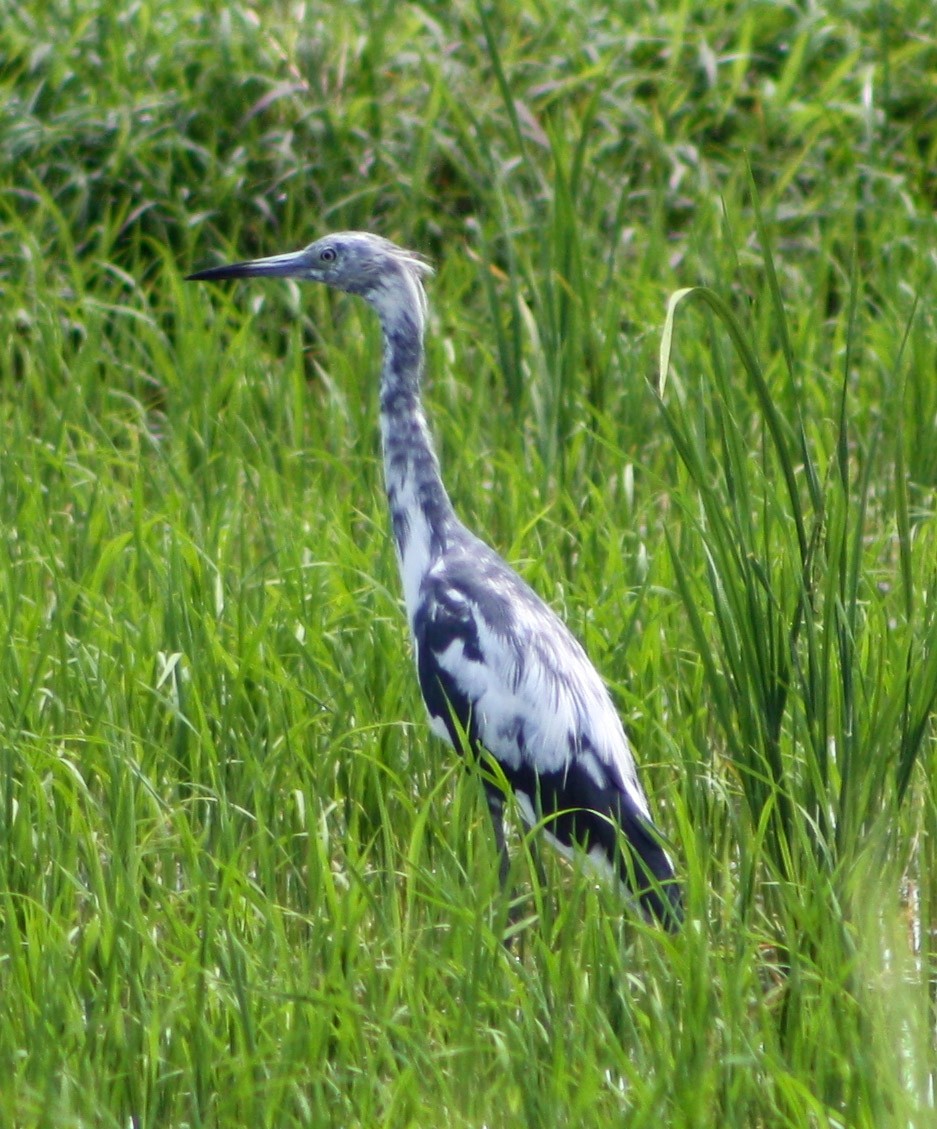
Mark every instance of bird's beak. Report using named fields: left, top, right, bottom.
left=186, top=248, right=311, bottom=283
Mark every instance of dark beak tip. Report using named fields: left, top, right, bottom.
left=185, top=266, right=232, bottom=283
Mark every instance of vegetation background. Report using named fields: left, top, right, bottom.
left=1, top=0, right=936, bottom=1124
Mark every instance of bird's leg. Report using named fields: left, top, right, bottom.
left=486, top=791, right=532, bottom=951
left=485, top=792, right=511, bottom=889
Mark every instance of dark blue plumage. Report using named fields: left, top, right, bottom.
left=413, top=530, right=681, bottom=927
left=187, top=232, right=681, bottom=930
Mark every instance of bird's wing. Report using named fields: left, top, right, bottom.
left=413, top=542, right=681, bottom=924
left=412, top=544, right=650, bottom=820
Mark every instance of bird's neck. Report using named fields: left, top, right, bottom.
left=371, top=277, right=455, bottom=624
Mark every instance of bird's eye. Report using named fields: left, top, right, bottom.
left=319, top=247, right=337, bottom=263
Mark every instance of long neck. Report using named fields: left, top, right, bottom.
left=370, top=271, right=455, bottom=623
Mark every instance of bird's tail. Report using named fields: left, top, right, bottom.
left=622, top=820, right=683, bottom=932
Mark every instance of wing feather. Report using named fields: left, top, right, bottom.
left=413, top=542, right=648, bottom=814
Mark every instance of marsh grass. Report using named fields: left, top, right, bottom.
left=2, top=0, right=936, bottom=1124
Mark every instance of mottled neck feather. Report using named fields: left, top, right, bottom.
left=368, top=267, right=455, bottom=623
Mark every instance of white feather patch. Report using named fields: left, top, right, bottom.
left=429, top=586, right=650, bottom=817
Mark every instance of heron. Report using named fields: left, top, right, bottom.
left=187, top=232, right=682, bottom=930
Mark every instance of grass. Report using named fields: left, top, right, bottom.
left=2, top=0, right=937, bottom=1124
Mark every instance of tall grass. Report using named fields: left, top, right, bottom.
left=1, top=0, right=936, bottom=1124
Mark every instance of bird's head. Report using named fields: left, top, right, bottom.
left=187, top=231, right=433, bottom=310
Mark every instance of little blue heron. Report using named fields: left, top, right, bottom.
left=187, top=232, right=681, bottom=929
